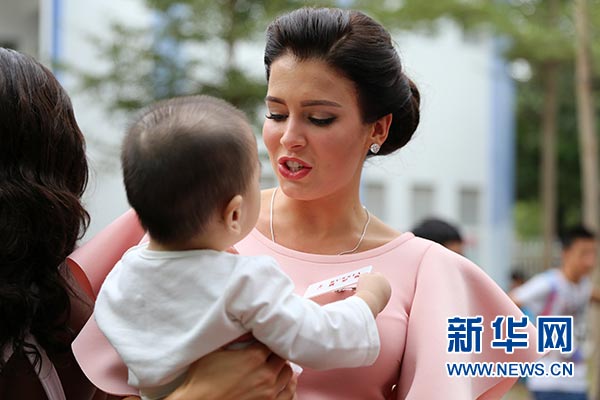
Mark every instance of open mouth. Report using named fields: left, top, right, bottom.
left=278, top=157, right=312, bottom=179
left=285, top=160, right=305, bottom=173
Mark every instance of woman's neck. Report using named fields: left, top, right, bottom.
left=259, top=187, right=371, bottom=255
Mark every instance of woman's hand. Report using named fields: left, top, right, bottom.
left=166, top=342, right=297, bottom=400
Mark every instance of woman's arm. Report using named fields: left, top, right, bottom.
left=119, top=342, right=295, bottom=400
left=167, top=342, right=295, bottom=400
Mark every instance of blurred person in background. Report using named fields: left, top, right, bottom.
left=510, top=225, right=600, bottom=400
left=411, top=217, right=465, bottom=255
left=509, top=269, right=527, bottom=291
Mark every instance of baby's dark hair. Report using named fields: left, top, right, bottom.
left=122, top=95, right=256, bottom=245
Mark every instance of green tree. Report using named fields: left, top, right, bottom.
left=575, top=0, right=599, bottom=234
left=75, top=0, right=335, bottom=124
left=359, top=0, right=600, bottom=243
left=78, top=0, right=600, bottom=241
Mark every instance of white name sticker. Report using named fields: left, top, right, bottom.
left=303, top=265, right=373, bottom=299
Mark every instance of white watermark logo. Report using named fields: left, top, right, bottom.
left=446, top=315, right=574, bottom=378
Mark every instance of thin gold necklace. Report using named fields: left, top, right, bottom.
left=269, top=187, right=370, bottom=255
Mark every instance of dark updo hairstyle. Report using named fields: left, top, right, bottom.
left=264, top=7, right=420, bottom=155
left=0, top=48, right=89, bottom=369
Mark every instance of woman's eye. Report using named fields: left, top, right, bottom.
left=309, top=116, right=336, bottom=127
left=265, top=113, right=287, bottom=122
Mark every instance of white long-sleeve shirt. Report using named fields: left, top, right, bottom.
left=95, top=244, right=380, bottom=400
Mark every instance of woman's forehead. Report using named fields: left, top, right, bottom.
left=267, top=55, right=357, bottom=104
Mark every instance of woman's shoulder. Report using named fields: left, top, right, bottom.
left=408, top=239, right=513, bottom=306
left=373, top=231, right=484, bottom=283
left=416, top=238, right=484, bottom=276
left=364, top=217, right=452, bottom=260
left=62, top=264, right=94, bottom=334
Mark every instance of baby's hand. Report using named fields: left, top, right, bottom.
left=355, top=272, right=392, bottom=317
left=225, top=246, right=239, bottom=254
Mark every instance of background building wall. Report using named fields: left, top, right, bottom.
left=1, top=0, right=515, bottom=288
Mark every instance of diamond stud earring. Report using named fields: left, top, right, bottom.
left=369, top=143, right=381, bottom=154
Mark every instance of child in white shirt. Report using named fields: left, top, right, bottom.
left=95, top=95, right=391, bottom=400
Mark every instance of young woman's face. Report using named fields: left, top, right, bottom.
left=263, top=54, right=373, bottom=201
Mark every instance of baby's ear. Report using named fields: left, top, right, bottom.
left=223, top=194, right=243, bottom=234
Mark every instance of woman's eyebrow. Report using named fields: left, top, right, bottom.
left=300, top=100, right=341, bottom=107
left=265, top=96, right=341, bottom=108
left=265, top=96, right=285, bottom=104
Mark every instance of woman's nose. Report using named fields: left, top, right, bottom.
left=280, top=118, right=306, bottom=151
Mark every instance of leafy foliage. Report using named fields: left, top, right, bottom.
left=357, top=0, right=600, bottom=238
left=75, top=0, right=600, bottom=237
left=74, top=0, right=336, bottom=124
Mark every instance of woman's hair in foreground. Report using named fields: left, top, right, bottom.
left=0, top=48, right=89, bottom=368
left=122, top=95, right=256, bottom=245
left=264, top=7, right=420, bottom=155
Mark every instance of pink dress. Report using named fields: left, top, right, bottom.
left=235, top=229, right=541, bottom=399
left=69, top=210, right=541, bottom=399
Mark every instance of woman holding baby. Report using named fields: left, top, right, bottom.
left=71, top=6, right=540, bottom=400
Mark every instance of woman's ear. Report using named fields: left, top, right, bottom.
left=368, top=113, right=392, bottom=149
left=222, top=195, right=244, bottom=234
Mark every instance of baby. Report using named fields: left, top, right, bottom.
left=95, top=95, right=392, bottom=400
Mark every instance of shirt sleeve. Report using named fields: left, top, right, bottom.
left=510, top=272, right=553, bottom=315
left=224, top=256, right=380, bottom=370
left=396, top=244, right=542, bottom=400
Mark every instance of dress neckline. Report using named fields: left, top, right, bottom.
left=244, top=227, right=415, bottom=264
